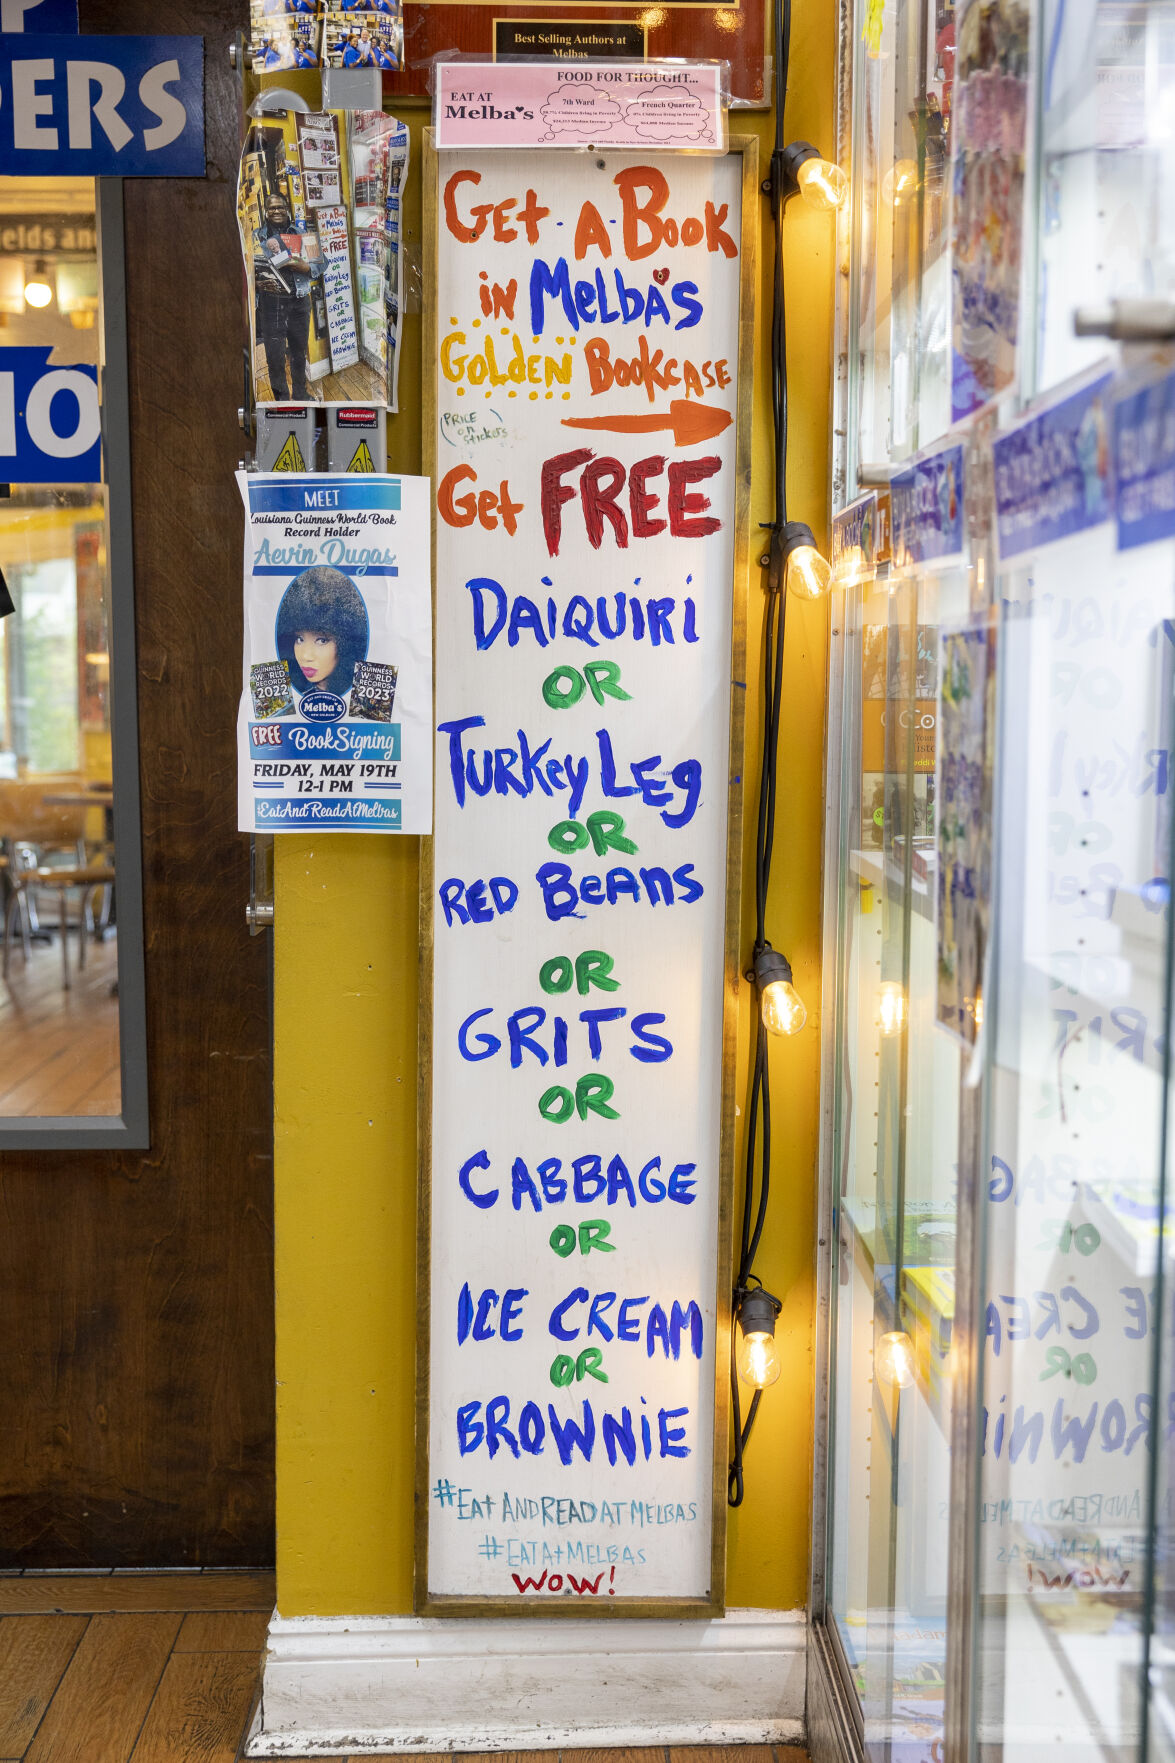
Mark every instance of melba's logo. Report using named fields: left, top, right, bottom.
left=301, top=691, right=346, bottom=723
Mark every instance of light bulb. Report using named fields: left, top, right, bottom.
left=833, top=543, right=868, bottom=587
left=736, top=1287, right=783, bottom=1389
left=877, top=1330, right=916, bottom=1390
left=878, top=980, right=906, bottom=1037
left=753, top=944, right=805, bottom=1035
left=882, top=158, right=919, bottom=206
left=737, top=1329, right=782, bottom=1389
left=786, top=544, right=832, bottom=598
left=797, top=156, right=848, bottom=211
left=761, top=977, right=806, bottom=1036
left=23, top=277, right=52, bottom=309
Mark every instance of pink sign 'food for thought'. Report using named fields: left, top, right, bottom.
left=434, top=62, right=727, bottom=152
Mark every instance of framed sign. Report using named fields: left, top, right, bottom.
left=416, top=134, right=755, bottom=1614
left=432, top=61, right=728, bottom=152
left=387, top=7, right=769, bottom=106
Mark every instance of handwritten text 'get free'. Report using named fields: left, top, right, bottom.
left=437, top=164, right=737, bottom=552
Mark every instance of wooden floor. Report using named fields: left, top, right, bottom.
left=0, top=1574, right=809, bottom=1762
left=0, top=932, right=120, bottom=1116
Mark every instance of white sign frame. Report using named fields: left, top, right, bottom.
left=416, top=132, right=756, bottom=1617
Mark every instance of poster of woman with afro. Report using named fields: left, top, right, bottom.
left=277, top=566, right=370, bottom=698
left=237, top=472, right=432, bottom=834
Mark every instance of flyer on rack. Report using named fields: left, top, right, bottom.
left=236, top=471, right=432, bottom=834
left=936, top=618, right=997, bottom=1048
left=949, top=0, right=1029, bottom=420
left=238, top=106, right=407, bottom=407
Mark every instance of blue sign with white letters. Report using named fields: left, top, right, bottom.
left=1, top=0, right=77, bottom=30
left=993, top=375, right=1114, bottom=559
left=1115, top=372, right=1175, bottom=550
left=0, top=345, right=101, bottom=483
left=0, top=33, right=204, bottom=176
left=891, top=444, right=965, bottom=567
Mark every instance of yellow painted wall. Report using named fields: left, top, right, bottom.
left=273, top=8, right=834, bottom=1616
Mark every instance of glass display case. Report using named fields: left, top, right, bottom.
left=810, top=1, right=1175, bottom=1760
left=818, top=465, right=977, bottom=1761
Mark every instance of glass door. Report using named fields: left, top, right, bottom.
left=823, top=499, right=975, bottom=1760
left=968, top=391, right=1167, bottom=1762
left=819, top=0, right=1175, bottom=1756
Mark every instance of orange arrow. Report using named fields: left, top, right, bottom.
left=561, top=399, right=732, bottom=448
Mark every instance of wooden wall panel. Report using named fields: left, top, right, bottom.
left=0, top=0, right=275, bottom=1566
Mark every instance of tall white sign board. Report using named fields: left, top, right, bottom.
left=419, top=138, right=753, bottom=1613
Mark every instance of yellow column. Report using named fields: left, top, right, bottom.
left=274, top=7, right=835, bottom=1610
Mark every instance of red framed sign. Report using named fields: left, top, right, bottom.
left=384, top=2, right=769, bottom=106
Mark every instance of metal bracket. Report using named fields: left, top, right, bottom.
left=248, top=834, right=274, bottom=934
left=248, top=86, right=313, bottom=117
left=1074, top=298, right=1175, bottom=342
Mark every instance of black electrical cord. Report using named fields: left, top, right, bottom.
left=728, top=0, right=794, bottom=1508
left=772, top=0, right=791, bottom=534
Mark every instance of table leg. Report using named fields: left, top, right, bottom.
left=2, top=890, right=18, bottom=980
left=60, top=889, right=70, bottom=990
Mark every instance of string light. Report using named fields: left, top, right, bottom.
left=833, top=543, right=868, bottom=588
left=882, top=158, right=920, bottom=206
left=796, top=155, right=849, bottom=211
left=736, top=1288, right=783, bottom=1389
left=754, top=944, right=806, bottom=1036
left=781, top=520, right=832, bottom=599
left=877, top=1330, right=917, bottom=1390
left=878, top=980, right=906, bottom=1037
left=778, top=141, right=848, bottom=211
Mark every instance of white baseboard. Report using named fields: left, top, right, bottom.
left=245, top=1605, right=807, bottom=1756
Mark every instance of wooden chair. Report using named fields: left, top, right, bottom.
left=3, top=856, right=116, bottom=989
left=0, top=778, right=98, bottom=947
left=0, top=777, right=89, bottom=860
